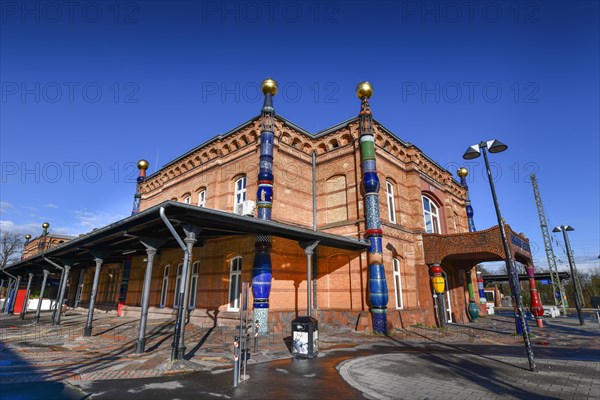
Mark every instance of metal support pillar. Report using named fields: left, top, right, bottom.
left=135, top=238, right=165, bottom=353
left=53, top=265, right=70, bottom=326
left=44, top=258, right=72, bottom=327
left=84, top=257, right=104, bottom=336
left=300, top=241, right=319, bottom=317
left=34, top=270, right=49, bottom=323
left=19, top=273, right=34, bottom=320
left=1, top=278, right=13, bottom=313
left=8, top=275, right=21, bottom=314
left=172, top=225, right=199, bottom=360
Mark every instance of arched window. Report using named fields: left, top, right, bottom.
left=392, top=258, right=403, bottom=309
left=198, top=189, right=206, bottom=207
left=159, top=265, right=170, bottom=308
left=173, top=264, right=183, bottom=308
left=422, top=195, right=441, bottom=233
left=386, top=181, right=396, bottom=223
left=182, top=194, right=191, bottom=204
left=228, top=257, right=242, bottom=311
left=189, top=262, right=199, bottom=309
left=234, top=176, right=247, bottom=210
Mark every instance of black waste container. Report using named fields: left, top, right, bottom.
left=291, top=316, right=318, bottom=358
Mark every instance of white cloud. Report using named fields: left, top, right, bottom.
left=0, top=202, right=14, bottom=215
left=72, top=210, right=127, bottom=233
left=44, top=203, right=59, bottom=209
left=0, top=220, right=43, bottom=235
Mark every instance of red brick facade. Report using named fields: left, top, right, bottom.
left=62, top=115, right=535, bottom=332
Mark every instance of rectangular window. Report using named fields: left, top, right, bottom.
left=189, top=262, right=199, bottom=309
left=173, top=264, right=182, bottom=308
left=393, top=258, right=403, bottom=309
left=234, top=177, right=247, bottom=210
left=228, top=257, right=242, bottom=311
left=159, top=265, right=169, bottom=308
left=386, top=181, right=396, bottom=223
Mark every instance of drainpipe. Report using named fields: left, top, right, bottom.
left=312, top=151, right=317, bottom=231
left=311, top=151, right=319, bottom=310
left=43, top=257, right=70, bottom=327
left=160, top=207, right=198, bottom=361
left=34, top=270, right=49, bottom=323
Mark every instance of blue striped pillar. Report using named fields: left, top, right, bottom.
left=357, top=82, right=388, bottom=334
left=253, top=79, right=277, bottom=334
left=132, top=160, right=148, bottom=215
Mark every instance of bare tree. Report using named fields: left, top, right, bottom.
left=0, top=231, right=24, bottom=269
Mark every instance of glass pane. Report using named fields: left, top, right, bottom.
left=424, top=214, right=433, bottom=233
left=423, top=197, right=430, bottom=212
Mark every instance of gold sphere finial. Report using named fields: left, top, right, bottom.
left=25, top=234, right=31, bottom=240
left=457, top=167, right=469, bottom=178
left=356, top=81, right=373, bottom=99
left=261, top=78, right=278, bottom=96
left=137, top=159, right=149, bottom=171
left=42, top=222, right=50, bottom=229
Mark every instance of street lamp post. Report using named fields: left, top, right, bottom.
left=463, top=140, right=537, bottom=372
left=553, top=225, right=584, bottom=325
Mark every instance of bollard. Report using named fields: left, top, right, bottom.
left=233, top=335, right=240, bottom=388
left=254, top=320, right=259, bottom=353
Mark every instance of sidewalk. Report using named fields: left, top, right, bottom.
left=1, top=309, right=599, bottom=399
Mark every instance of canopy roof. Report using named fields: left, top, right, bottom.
left=6, top=201, right=368, bottom=275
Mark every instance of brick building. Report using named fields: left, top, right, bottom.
left=3, top=80, right=541, bottom=343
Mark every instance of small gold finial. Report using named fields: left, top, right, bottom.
left=137, top=159, right=149, bottom=170
left=457, top=167, right=469, bottom=178
left=42, top=222, right=50, bottom=229
left=261, top=78, right=278, bottom=96
left=356, top=81, right=373, bottom=99
left=25, top=234, right=31, bottom=240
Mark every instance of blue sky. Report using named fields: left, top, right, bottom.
left=1, top=1, right=598, bottom=273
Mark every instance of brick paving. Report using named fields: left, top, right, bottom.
left=1, top=308, right=599, bottom=399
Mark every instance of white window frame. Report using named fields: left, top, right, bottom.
left=234, top=176, right=247, bottom=210
left=198, top=190, right=206, bottom=207
left=183, top=195, right=191, bottom=204
left=392, top=258, right=403, bottom=309
left=386, top=181, right=396, bottom=223
left=227, top=257, right=242, bottom=311
left=159, top=265, right=170, bottom=308
left=173, top=264, right=183, bottom=308
left=189, top=262, right=199, bottom=309
left=422, top=195, right=441, bottom=234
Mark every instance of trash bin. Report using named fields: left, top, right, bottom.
left=291, top=316, right=318, bottom=358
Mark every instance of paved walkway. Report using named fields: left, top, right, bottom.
left=1, top=309, right=599, bottom=399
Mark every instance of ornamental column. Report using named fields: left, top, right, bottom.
left=525, top=263, right=544, bottom=327
left=430, top=264, right=447, bottom=327
left=252, top=78, right=277, bottom=335
left=132, top=160, right=149, bottom=215
left=356, top=82, right=388, bottom=334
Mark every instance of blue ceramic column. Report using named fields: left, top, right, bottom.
left=458, top=167, right=487, bottom=305
left=357, top=82, right=388, bottom=334
left=253, top=78, right=277, bottom=334
left=132, top=160, right=148, bottom=215
left=457, top=167, right=476, bottom=233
